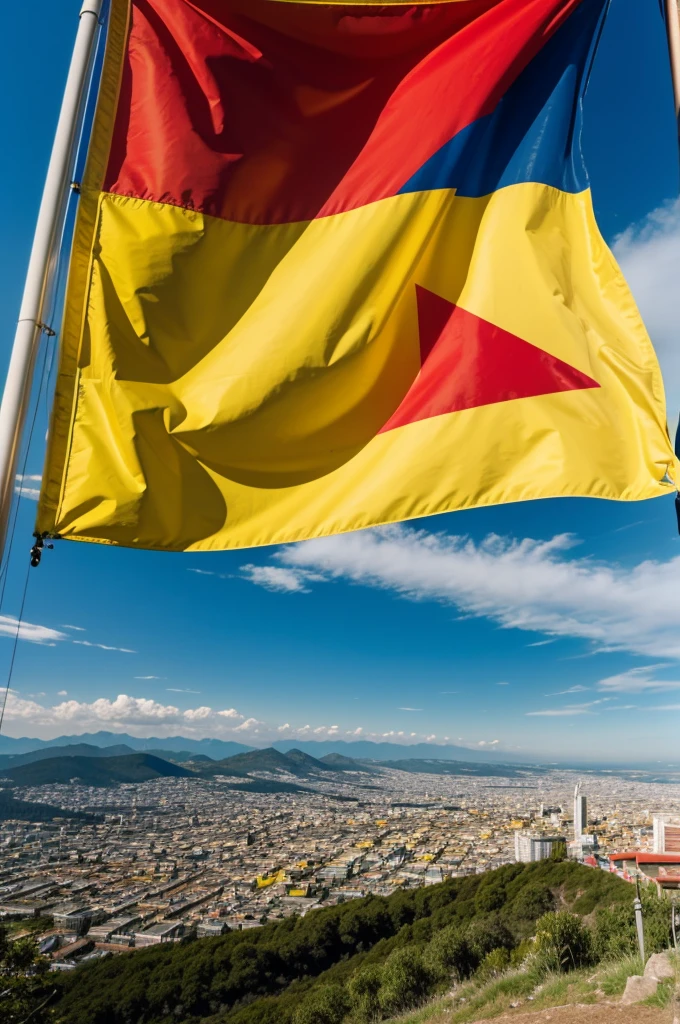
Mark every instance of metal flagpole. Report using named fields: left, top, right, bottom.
left=666, top=0, right=680, bottom=118
left=0, top=0, right=103, bottom=562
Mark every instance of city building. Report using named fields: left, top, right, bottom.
left=514, top=832, right=564, bottom=863
left=653, top=814, right=680, bottom=853
left=574, top=782, right=587, bottom=840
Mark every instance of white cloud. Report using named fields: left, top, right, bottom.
left=397, top=707, right=423, bottom=711
left=546, top=685, right=589, bottom=696
left=14, top=474, right=41, bottom=500
left=137, top=675, right=164, bottom=680
left=527, top=708, right=593, bottom=717
left=278, top=526, right=680, bottom=660
left=0, top=616, right=67, bottom=645
left=476, top=739, right=500, bottom=747
left=597, top=667, right=680, bottom=693
left=614, top=199, right=680, bottom=429
left=183, top=706, right=212, bottom=721
left=240, top=564, right=325, bottom=594
left=60, top=624, right=85, bottom=632
left=57, top=690, right=67, bottom=696
left=235, top=717, right=264, bottom=732
left=73, top=640, right=136, bottom=653
left=167, top=687, right=200, bottom=693
left=496, top=681, right=510, bottom=686
left=187, top=568, right=215, bottom=576
left=277, top=723, right=291, bottom=732
left=52, top=695, right=180, bottom=724
left=217, top=708, right=243, bottom=719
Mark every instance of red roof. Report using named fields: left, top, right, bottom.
left=609, top=852, right=680, bottom=864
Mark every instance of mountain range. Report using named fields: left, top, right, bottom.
left=0, top=730, right=518, bottom=763
left=0, top=752, right=193, bottom=787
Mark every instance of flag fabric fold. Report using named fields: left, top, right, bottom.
left=37, top=0, right=677, bottom=551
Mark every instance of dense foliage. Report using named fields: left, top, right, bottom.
left=47, top=859, right=668, bottom=1024
left=0, top=790, right=97, bottom=823
left=0, top=924, right=56, bottom=1024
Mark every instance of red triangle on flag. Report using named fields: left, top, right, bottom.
left=380, top=285, right=600, bottom=433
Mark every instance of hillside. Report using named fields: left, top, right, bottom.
left=0, top=752, right=193, bottom=787
left=0, top=742, right=135, bottom=770
left=0, top=789, right=99, bottom=822
left=202, top=746, right=335, bottom=778
left=49, top=860, right=667, bottom=1024
left=320, top=752, right=375, bottom=771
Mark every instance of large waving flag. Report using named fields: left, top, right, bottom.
left=38, top=0, right=676, bottom=551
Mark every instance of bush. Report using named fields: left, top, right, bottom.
left=347, top=966, right=383, bottom=1023
left=474, top=883, right=507, bottom=914
left=377, top=948, right=434, bottom=1016
left=511, top=883, right=554, bottom=921
left=423, top=924, right=477, bottom=983
left=478, top=947, right=511, bottom=980
left=465, top=915, right=514, bottom=960
left=533, top=911, right=593, bottom=973
left=592, top=894, right=672, bottom=961
left=292, top=985, right=350, bottom=1024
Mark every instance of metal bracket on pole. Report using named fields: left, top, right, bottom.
left=0, top=0, right=104, bottom=563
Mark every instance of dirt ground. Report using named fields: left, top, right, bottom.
left=465, top=1003, right=672, bottom=1024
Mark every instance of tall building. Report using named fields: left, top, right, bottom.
left=514, top=832, right=564, bottom=863
left=653, top=815, right=680, bottom=853
left=574, top=782, right=587, bottom=839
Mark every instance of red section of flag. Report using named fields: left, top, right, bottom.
left=104, top=0, right=582, bottom=225
left=379, top=285, right=599, bottom=433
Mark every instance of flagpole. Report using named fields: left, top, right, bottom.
left=0, top=0, right=103, bottom=562
left=666, top=0, right=680, bottom=118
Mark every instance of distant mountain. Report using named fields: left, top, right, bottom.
left=0, top=732, right=254, bottom=758
left=283, top=749, right=335, bottom=773
left=0, top=743, right=135, bottom=770
left=273, top=739, right=523, bottom=763
left=0, top=753, right=194, bottom=787
left=184, top=753, right=214, bottom=764
left=367, top=758, right=545, bottom=779
left=320, top=753, right=377, bottom=772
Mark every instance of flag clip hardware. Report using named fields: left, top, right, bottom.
left=70, top=181, right=81, bottom=195
left=36, top=322, right=56, bottom=338
left=29, top=533, right=53, bottom=569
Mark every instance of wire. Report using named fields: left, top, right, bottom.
left=0, top=557, right=31, bottom=734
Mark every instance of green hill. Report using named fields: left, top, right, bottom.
left=368, top=758, right=543, bottom=778
left=49, top=859, right=670, bottom=1024
left=202, top=746, right=333, bottom=778
left=0, top=752, right=193, bottom=787
left=0, top=789, right=99, bottom=822
left=0, top=742, right=135, bottom=770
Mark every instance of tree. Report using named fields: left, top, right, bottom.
left=378, top=948, right=434, bottom=1016
left=292, top=985, right=350, bottom=1024
left=0, top=925, right=56, bottom=1024
left=423, top=924, right=477, bottom=983
left=347, top=966, right=383, bottom=1023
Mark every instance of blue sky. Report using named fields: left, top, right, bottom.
left=1, top=0, right=680, bottom=762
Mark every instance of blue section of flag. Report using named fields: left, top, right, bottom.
left=399, top=0, right=609, bottom=199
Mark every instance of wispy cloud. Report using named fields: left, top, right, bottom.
left=167, top=687, right=200, bottom=693
left=277, top=526, right=680, bottom=660
left=136, top=675, right=164, bottom=680
left=60, top=624, right=85, bottom=632
left=397, top=707, right=423, bottom=711
left=240, top=564, right=325, bottom=594
left=73, top=640, right=136, bottom=653
left=14, top=474, right=41, bottom=500
left=527, top=698, right=613, bottom=717
left=0, top=616, right=66, bottom=646
left=527, top=639, right=556, bottom=647
left=545, top=685, right=589, bottom=696
left=614, top=199, right=680, bottom=428
left=496, top=681, right=510, bottom=686
left=597, top=667, right=680, bottom=693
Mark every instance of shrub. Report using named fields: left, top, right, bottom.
left=533, top=911, right=593, bottom=973
left=377, top=948, right=434, bottom=1016
left=292, top=985, right=350, bottom=1024
left=511, top=883, right=554, bottom=921
left=474, top=883, right=507, bottom=914
left=478, top=947, right=511, bottom=980
left=347, top=966, right=383, bottom=1023
left=592, top=894, right=672, bottom=961
left=423, top=924, right=477, bottom=983
left=465, top=915, right=514, bottom=960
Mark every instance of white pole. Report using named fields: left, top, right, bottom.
left=666, top=0, right=680, bottom=118
left=0, top=0, right=103, bottom=560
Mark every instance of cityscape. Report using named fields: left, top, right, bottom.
left=2, top=748, right=680, bottom=969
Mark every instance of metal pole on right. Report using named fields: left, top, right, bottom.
left=0, top=0, right=103, bottom=564
left=634, top=881, right=646, bottom=966
left=666, top=0, right=680, bottom=118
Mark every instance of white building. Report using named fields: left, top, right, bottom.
left=653, top=814, right=680, bottom=854
left=574, top=783, right=587, bottom=839
left=514, top=832, right=564, bottom=863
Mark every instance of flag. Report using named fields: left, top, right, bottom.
left=38, top=0, right=677, bottom=552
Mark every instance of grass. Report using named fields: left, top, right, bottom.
left=388, top=951, right=677, bottom=1024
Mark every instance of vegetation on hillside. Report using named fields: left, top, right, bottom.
left=48, top=860, right=674, bottom=1024
left=0, top=924, right=56, bottom=1024
left=0, top=752, right=193, bottom=787
left=0, top=790, right=98, bottom=822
